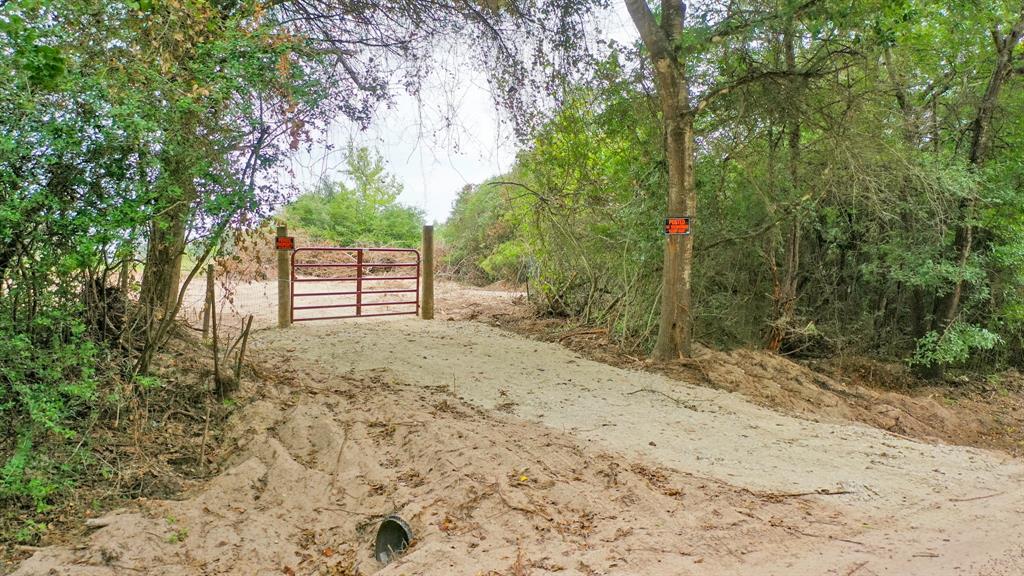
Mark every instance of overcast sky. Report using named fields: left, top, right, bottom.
left=287, top=5, right=636, bottom=224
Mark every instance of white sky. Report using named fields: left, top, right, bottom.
left=288, top=5, right=636, bottom=224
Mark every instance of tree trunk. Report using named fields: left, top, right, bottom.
left=139, top=208, right=188, bottom=313
left=653, top=112, right=696, bottom=359
left=766, top=19, right=802, bottom=353
left=136, top=114, right=199, bottom=374
left=625, top=0, right=696, bottom=360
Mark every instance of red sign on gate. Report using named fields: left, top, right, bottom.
left=276, top=236, right=295, bottom=250
left=664, top=217, right=691, bottom=235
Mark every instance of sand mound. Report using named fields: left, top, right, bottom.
left=12, top=369, right=850, bottom=576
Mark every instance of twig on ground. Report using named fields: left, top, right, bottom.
left=15, top=545, right=45, bottom=552
left=511, top=541, right=530, bottom=576
left=949, top=491, right=1003, bottom=502
left=624, top=546, right=693, bottom=556
left=558, top=327, right=608, bottom=342
left=494, top=481, right=553, bottom=521
left=314, top=505, right=379, bottom=517
left=329, top=424, right=351, bottom=494
left=626, top=388, right=698, bottom=411
left=845, top=561, right=869, bottom=575
left=763, top=489, right=854, bottom=499
left=199, top=402, right=211, bottom=474
left=786, top=525, right=865, bottom=547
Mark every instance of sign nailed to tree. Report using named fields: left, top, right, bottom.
left=664, top=217, right=691, bottom=235
left=276, top=236, right=295, bottom=250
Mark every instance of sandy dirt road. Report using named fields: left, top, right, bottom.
left=12, top=284, right=1024, bottom=576
left=248, top=286, right=1024, bottom=575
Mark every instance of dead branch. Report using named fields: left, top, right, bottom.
left=233, top=315, right=254, bottom=382
left=626, top=388, right=698, bottom=411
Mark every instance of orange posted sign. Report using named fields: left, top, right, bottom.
left=664, top=217, right=691, bottom=235
left=276, top=236, right=295, bottom=250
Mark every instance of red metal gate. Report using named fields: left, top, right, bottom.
left=290, top=247, right=421, bottom=322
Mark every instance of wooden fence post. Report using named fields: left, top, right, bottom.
left=421, top=225, right=434, bottom=320
left=202, top=263, right=214, bottom=339
left=277, top=224, right=291, bottom=328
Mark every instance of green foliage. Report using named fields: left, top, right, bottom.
left=442, top=182, right=520, bottom=284
left=447, top=73, right=669, bottom=344
left=0, top=307, right=99, bottom=513
left=480, top=240, right=528, bottom=283
left=911, top=324, right=1002, bottom=369
left=445, top=1, right=1024, bottom=370
left=134, top=375, right=162, bottom=390
left=0, top=0, right=352, bottom=521
left=13, top=518, right=47, bottom=544
left=1, top=435, right=64, bottom=513
left=0, top=315, right=97, bottom=438
left=283, top=146, right=425, bottom=248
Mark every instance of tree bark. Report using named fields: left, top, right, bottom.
left=654, top=113, right=697, bottom=359
left=136, top=113, right=199, bottom=374
left=625, top=0, right=697, bottom=359
left=139, top=206, right=188, bottom=313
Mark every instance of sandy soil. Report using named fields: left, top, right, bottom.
left=441, top=283, right=1024, bottom=455
left=8, top=350, right=856, bottom=576
left=11, top=282, right=1024, bottom=575
left=177, top=278, right=420, bottom=331
left=249, top=316, right=1024, bottom=574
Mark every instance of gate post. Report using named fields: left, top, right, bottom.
left=356, top=248, right=364, bottom=317
left=277, top=224, right=291, bottom=328
left=421, top=224, right=434, bottom=320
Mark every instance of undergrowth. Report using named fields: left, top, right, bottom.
left=0, top=324, right=236, bottom=567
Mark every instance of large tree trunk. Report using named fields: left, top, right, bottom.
left=625, top=0, right=697, bottom=360
left=653, top=111, right=697, bottom=359
left=139, top=206, right=188, bottom=313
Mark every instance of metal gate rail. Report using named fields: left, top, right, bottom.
left=290, top=247, right=420, bottom=322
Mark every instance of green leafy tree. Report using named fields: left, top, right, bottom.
left=284, top=146, right=425, bottom=248
left=442, top=183, right=522, bottom=285
left=445, top=0, right=1024, bottom=374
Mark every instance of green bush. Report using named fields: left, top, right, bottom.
left=0, top=317, right=98, bottom=437
left=440, top=182, right=520, bottom=282
left=480, top=240, right=528, bottom=283
left=911, top=324, right=1002, bottom=369
left=0, top=310, right=99, bottom=512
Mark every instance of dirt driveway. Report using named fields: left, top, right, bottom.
left=249, top=287, right=1024, bottom=575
